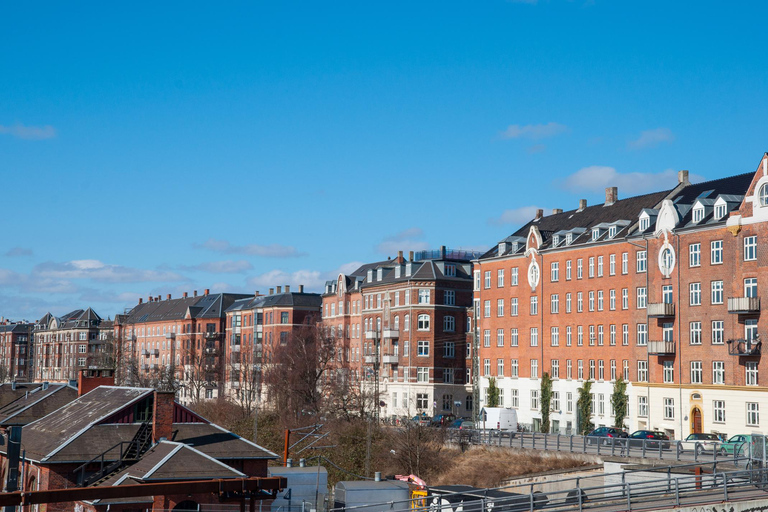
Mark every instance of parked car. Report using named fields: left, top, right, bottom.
left=720, top=434, right=757, bottom=456
left=626, top=430, right=671, bottom=449
left=679, top=433, right=721, bottom=455
left=448, top=419, right=475, bottom=431
left=431, top=414, right=457, bottom=427
left=586, top=427, right=628, bottom=445
left=411, top=413, right=431, bottom=427
left=478, top=407, right=518, bottom=437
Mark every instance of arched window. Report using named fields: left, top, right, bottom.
left=417, top=314, right=430, bottom=331
left=394, top=316, right=400, bottom=330
left=760, top=183, right=768, bottom=206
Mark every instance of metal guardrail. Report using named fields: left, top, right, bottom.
left=329, top=465, right=768, bottom=512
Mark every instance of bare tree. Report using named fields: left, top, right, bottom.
left=182, top=340, right=219, bottom=403
left=229, top=344, right=261, bottom=416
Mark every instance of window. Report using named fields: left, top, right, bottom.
left=444, top=342, right=455, bottom=358
left=497, top=359, right=504, bottom=377
left=444, top=290, right=455, bottom=306
left=589, top=360, right=595, bottom=379
left=747, top=317, right=758, bottom=342
left=484, top=271, right=491, bottom=289
left=597, top=393, right=605, bottom=415
left=511, top=267, right=518, bottom=285
left=690, top=321, right=701, bottom=344
left=664, top=398, right=675, bottom=420
left=639, top=216, right=650, bottom=232
left=744, top=235, right=757, bottom=261
left=565, top=293, right=572, bottom=313
left=689, top=243, right=701, bottom=267
left=623, top=360, right=629, bottom=380
left=511, top=389, right=519, bottom=408
left=445, top=264, right=456, bottom=277
left=663, top=285, right=673, bottom=304
left=746, top=362, right=758, bottom=386
left=551, top=262, right=559, bottom=282
left=577, top=292, right=583, bottom=312
left=597, top=256, right=604, bottom=277
left=530, top=390, right=539, bottom=410
left=474, top=270, right=481, bottom=290
left=715, top=203, right=727, bottom=219
left=663, top=361, right=674, bottom=383
left=638, top=360, right=648, bottom=382
left=443, top=316, right=455, bottom=332
left=531, top=359, right=539, bottom=378
left=638, top=396, right=648, bottom=417
left=551, top=326, right=559, bottom=346
left=404, top=315, right=410, bottom=331
left=691, top=361, right=702, bottom=384
left=510, top=298, right=518, bottom=316
left=567, top=359, right=573, bottom=379
left=417, top=314, right=430, bottom=331
left=497, top=269, right=504, bottom=287
left=484, top=300, right=491, bottom=318
left=589, top=291, right=595, bottom=312
left=747, top=403, right=760, bottom=427
left=597, top=291, right=604, bottom=311
left=637, top=251, right=647, bottom=273
left=416, top=367, right=429, bottom=383
left=745, top=277, right=758, bottom=298
left=592, top=229, right=600, bottom=241
left=692, top=206, right=704, bottom=223
left=589, top=325, right=595, bottom=346
left=712, top=320, right=724, bottom=344
left=636, top=287, right=647, bottom=309
left=511, top=359, right=519, bottom=377
left=442, top=394, right=453, bottom=410
left=622, top=324, right=629, bottom=345
left=577, top=360, right=584, bottom=380
left=610, top=360, right=616, bottom=381
left=577, top=326, right=583, bottom=346
left=483, top=359, right=490, bottom=376
left=567, top=392, right=574, bottom=413
left=496, top=329, right=504, bottom=347
left=713, top=361, right=725, bottom=384
left=711, top=240, right=723, bottom=264
left=589, top=257, right=595, bottom=277
left=598, top=360, right=605, bottom=380
left=530, top=328, right=539, bottom=347
left=510, top=329, right=518, bottom=346
left=609, top=254, right=616, bottom=275
left=551, top=359, right=560, bottom=378
left=552, top=391, right=560, bottom=411
left=483, top=330, right=490, bottom=347
left=609, top=289, right=616, bottom=310
left=418, top=289, right=430, bottom=304
left=497, top=299, right=504, bottom=317
left=622, top=252, right=628, bottom=274
left=577, top=259, right=583, bottom=279
left=416, top=393, right=429, bottom=408
left=622, top=288, right=628, bottom=309
left=78, top=357, right=86, bottom=367
left=551, top=294, right=559, bottom=314
left=711, top=281, right=723, bottom=304
left=713, top=400, right=726, bottom=423
left=597, top=324, right=604, bottom=346
left=530, top=296, right=538, bottom=315
left=610, top=324, right=616, bottom=346
left=566, top=260, right=572, bottom=280
left=690, top=283, right=701, bottom=306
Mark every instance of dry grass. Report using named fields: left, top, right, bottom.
left=428, top=447, right=588, bottom=488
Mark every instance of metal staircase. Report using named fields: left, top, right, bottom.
left=74, top=422, right=154, bottom=486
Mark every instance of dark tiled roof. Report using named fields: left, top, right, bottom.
left=0, top=383, right=49, bottom=408
left=0, top=383, right=77, bottom=426
left=123, top=293, right=251, bottom=324
left=0, top=323, right=33, bottom=335
left=672, top=172, right=753, bottom=205
left=224, top=292, right=322, bottom=313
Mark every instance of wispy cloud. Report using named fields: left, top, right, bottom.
left=562, top=166, right=704, bottom=195
left=194, top=238, right=305, bottom=258
left=375, top=228, right=430, bottom=256
left=33, top=260, right=186, bottom=283
left=246, top=261, right=365, bottom=293
left=527, top=144, right=547, bottom=154
left=5, top=247, right=33, bottom=257
left=0, top=123, right=57, bottom=140
left=489, top=206, right=543, bottom=226
left=628, top=127, right=675, bottom=150
left=499, top=122, right=568, bottom=140
left=182, top=260, right=253, bottom=274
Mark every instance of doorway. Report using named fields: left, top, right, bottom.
left=691, top=407, right=702, bottom=434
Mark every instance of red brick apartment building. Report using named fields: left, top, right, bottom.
left=0, top=321, right=33, bottom=380
left=322, top=247, right=478, bottom=421
left=474, top=152, right=768, bottom=440
left=34, top=309, right=112, bottom=383
left=113, top=290, right=250, bottom=405
left=223, top=285, right=322, bottom=403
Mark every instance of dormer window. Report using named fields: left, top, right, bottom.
left=445, top=264, right=456, bottom=277
left=552, top=235, right=560, bottom=247
left=608, top=226, right=617, bottom=239
left=591, top=229, right=600, bottom=241
left=760, top=183, right=768, bottom=206
left=565, top=233, right=573, bottom=245
left=511, top=242, right=519, bottom=253
left=714, top=203, right=727, bottom=220
left=639, top=216, right=650, bottom=232
left=498, top=242, right=507, bottom=255
left=692, top=206, right=704, bottom=223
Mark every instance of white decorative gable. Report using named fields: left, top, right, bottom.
left=655, top=200, right=680, bottom=236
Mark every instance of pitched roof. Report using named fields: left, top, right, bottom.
left=122, top=293, right=251, bottom=324
left=0, top=383, right=77, bottom=426
left=224, top=292, right=322, bottom=313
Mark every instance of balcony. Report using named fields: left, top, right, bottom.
left=728, top=297, right=760, bottom=314
left=141, top=349, right=150, bottom=356
left=382, top=354, right=399, bottom=364
left=647, top=303, right=675, bottom=318
left=727, top=338, right=762, bottom=356
left=150, top=349, right=159, bottom=357
left=648, top=340, right=676, bottom=355
left=364, top=355, right=377, bottom=364
left=230, top=344, right=241, bottom=352
left=383, top=329, right=399, bottom=339
left=165, top=332, right=176, bottom=339
left=205, top=347, right=217, bottom=355
left=365, top=331, right=377, bottom=340
left=204, top=332, right=219, bottom=340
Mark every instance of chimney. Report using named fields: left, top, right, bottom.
left=552, top=208, right=563, bottom=215
left=535, top=209, right=544, bottom=221
left=276, top=286, right=282, bottom=294
left=397, top=250, right=403, bottom=263
left=299, top=285, right=304, bottom=293
left=139, top=298, right=143, bottom=305
left=166, top=294, right=171, bottom=301
left=148, top=296, right=153, bottom=303
left=605, top=187, right=618, bottom=206
left=408, top=251, right=414, bottom=261
left=255, top=290, right=260, bottom=297
left=77, top=368, right=115, bottom=397
left=183, top=292, right=188, bottom=299
left=440, top=245, right=446, bottom=259
left=193, top=290, right=198, bottom=297
left=269, top=288, right=274, bottom=295
left=285, top=285, right=290, bottom=293
left=578, top=199, right=587, bottom=211
left=152, top=390, right=175, bottom=443
left=204, top=289, right=209, bottom=296
left=157, top=296, right=161, bottom=302
left=678, top=170, right=690, bottom=185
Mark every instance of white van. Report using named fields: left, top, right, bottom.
left=479, top=407, right=518, bottom=437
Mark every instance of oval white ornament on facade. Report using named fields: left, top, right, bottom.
left=658, top=241, right=676, bottom=278
left=528, top=258, right=540, bottom=290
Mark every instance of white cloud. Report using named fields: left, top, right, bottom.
left=183, top=260, right=253, bottom=274
left=246, top=261, right=366, bottom=294
left=499, top=122, right=568, bottom=140
left=562, top=165, right=704, bottom=195
left=375, top=228, right=430, bottom=256
left=0, top=123, right=57, bottom=140
left=5, top=247, right=33, bottom=257
left=527, top=144, right=547, bottom=154
left=628, top=127, right=675, bottom=150
left=194, top=238, right=305, bottom=258
left=489, top=206, right=543, bottom=226
left=33, top=260, right=186, bottom=283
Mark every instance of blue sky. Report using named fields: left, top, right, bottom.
left=2, top=1, right=768, bottom=320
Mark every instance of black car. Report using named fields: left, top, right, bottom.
left=586, top=427, right=628, bottom=445
left=627, top=430, right=671, bottom=449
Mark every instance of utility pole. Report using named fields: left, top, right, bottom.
left=472, top=300, right=480, bottom=424
left=373, top=328, right=380, bottom=423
